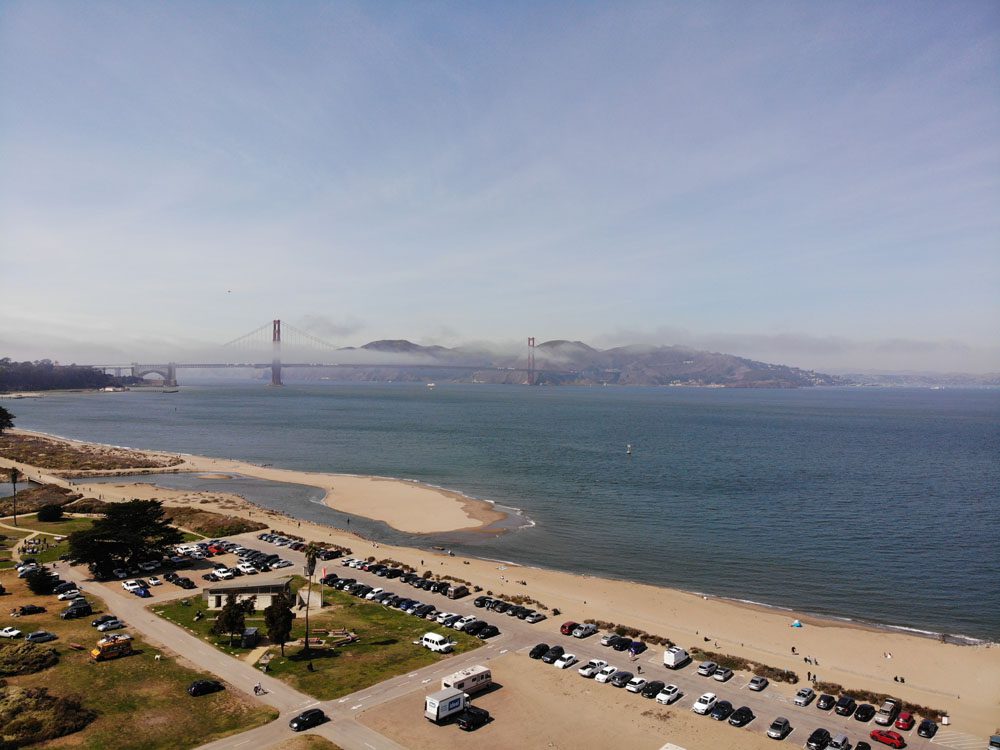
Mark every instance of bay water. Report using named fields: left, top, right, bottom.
left=9, top=384, right=999, bottom=641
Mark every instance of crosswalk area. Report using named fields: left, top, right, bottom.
left=932, top=728, right=987, bottom=750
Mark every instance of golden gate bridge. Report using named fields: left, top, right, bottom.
left=89, top=320, right=544, bottom=387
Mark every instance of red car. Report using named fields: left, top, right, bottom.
left=559, top=621, right=579, bottom=636
left=894, top=712, right=915, bottom=731
left=870, top=729, right=906, bottom=748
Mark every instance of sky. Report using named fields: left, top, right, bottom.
left=1, top=1, right=998, bottom=373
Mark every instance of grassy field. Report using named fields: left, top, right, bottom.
left=271, top=737, right=344, bottom=750
left=0, top=527, right=32, bottom=570
left=0, top=433, right=182, bottom=471
left=0, top=571, right=277, bottom=749
left=13, top=515, right=95, bottom=536
left=154, top=577, right=484, bottom=700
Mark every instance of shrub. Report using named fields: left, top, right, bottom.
left=35, top=504, right=64, bottom=522
left=0, top=642, right=58, bottom=677
left=162, top=507, right=267, bottom=537
left=0, top=684, right=95, bottom=747
left=689, top=647, right=799, bottom=684
left=23, top=569, right=58, bottom=596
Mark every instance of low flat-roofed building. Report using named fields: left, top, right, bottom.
left=202, top=577, right=292, bottom=610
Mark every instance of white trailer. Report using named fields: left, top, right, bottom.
left=424, top=687, right=469, bottom=722
left=441, top=665, right=492, bottom=694
left=663, top=646, right=691, bottom=669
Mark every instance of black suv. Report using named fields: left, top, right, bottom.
left=816, top=694, right=836, bottom=710
left=806, top=728, right=831, bottom=750
left=456, top=705, right=490, bottom=731
left=288, top=708, right=327, bottom=732
left=834, top=695, right=857, bottom=717
left=540, top=645, right=565, bottom=664
left=529, top=643, right=549, bottom=659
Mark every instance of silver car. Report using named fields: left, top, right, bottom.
left=697, top=660, right=718, bottom=677
left=767, top=716, right=791, bottom=739
left=572, top=623, right=597, bottom=638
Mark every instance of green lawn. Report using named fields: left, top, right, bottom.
left=0, top=527, right=32, bottom=569
left=12, top=515, right=95, bottom=536
left=180, top=530, right=205, bottom=542
left=153, top=577, right=483, bottom=700
left=0, top=571, right=278, bottom=750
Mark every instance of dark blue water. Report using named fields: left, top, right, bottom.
left=9, top=384, right=1000, bottom=640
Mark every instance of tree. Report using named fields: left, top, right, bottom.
left=8, top=467, right=19, bottom=527
left=67, top=499, right=183, bottom=579
left=213, top=593, right=256, bottom=646
left=0, top=406, right=13, bottom=435
left=36, top=504, right=64, bottom=523
left=24, top=568, right=59, bottom=596
left=301, top=544, right=319, bottom=657
left=263, top=590, right=295, bottom=656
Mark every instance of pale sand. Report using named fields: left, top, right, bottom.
left=4, top=431, right=999, bottom=737
left=361, top=652, right=780, bottom=750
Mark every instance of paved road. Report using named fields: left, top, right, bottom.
left=58, top=532, right=981, bottom=750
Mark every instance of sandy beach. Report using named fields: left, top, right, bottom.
left=4, top=429, right=999, bottom=738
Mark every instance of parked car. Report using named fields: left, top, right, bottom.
left=541, top=645, right=565, bottom=664
left=625, top=677, right=647, bottom=693
left=713, top=667, right=734, bottom=682
left=473, top=596, right=492, bottom=608
left=121, top=580, right=142, bottom=592
left=894, top=713, right=915, bottom=731
left=794, top=687, right=816, bottom=706
left=454, top=615, right=479, bottom=631
left=594, top=665, right=618, bottom=684
left=97, top=619, right=126, bottom=632
left=608, top=670, right=634, bottom=688
left=456, top=705, right=491, bottom=731
left=729, top=705, right=755, bottom=727
left=829, top=734, right=852, bottom=750
left=710, top=700, right=734, bottom=721
left=640, top=680, right=665, bottom=699
left=0, top=627, right=22, bottom=639
left=578, top=659, right=608, bottom=678
left=767, top=716, right=792, bottom=739
left=748, top=675, right=769, bottom=691
left=57, top=589, right=82, bottom=601
left=15, top=605, right=46, bottom=616
left=524, top=612, right=546, bottom=624
left=655, top=684, right=682, bottom=705
left=288, top=708, right=327, bottom=732
left=559, top=621, right=579, bottom=636
left=917, top=720, right=937, bottom=738
left=61, top=604, right=92, bottom=619
left=835, top=695, right=858, bottom=717
left=26, top=630, right=58, bottom=643
left=697, top=660, right=718, bottom=677
left=817, top=693, right=837, bottom=711
left=612, top=638, right=633, bottom=652
left=571, top=623, right=597, bottom=638
left=870, top=729, right=907, bottom=748
left=477, top=625, right=501, bottom=639
left=462, top=621, right=487, bottom=637
left=187, top=679, right=224, bottom=696
left=856, top=703, right=877, bottom=722
left=146, top=576, right=163, bottom=586
left=806, top=728, right=832, bottom=750
left=692, top=692, right=717, bottom=715
left=92, top=615, right=117, bottom=627
left=554, top=653, right=578, bottom=669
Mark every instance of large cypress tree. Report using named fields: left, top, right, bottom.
left=67, top=499, right=183, bottom=578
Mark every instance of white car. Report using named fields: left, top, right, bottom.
left=748, top=675, right=769, bottom=691
left=692, top=692, right=717, bottom=715
left=365, top=587, right=385, bottom=600
left=97, top=619, right=125, bottom=632
left=146, top=576, right=163, bottom=586
left=793, top=687, right=816, bottom=706
left=578, top=659, right=608, bottom=678
left=271, top=559, right=292, bottom=569
left=436, top=611, right=458, bottom=624
left=236, top=562, right=257, bottom=575
left=215, top=568, right=235, bottom=580
left=340, top=557, right=356, bottom=566
left=553, top=653, right=578, bottom=669
left=600, top=633, right=619, bottom=646
left=57, top=589, right=82, bottom=600
left=697, top=660, right=718, bottom=677
left=625, top=677, right=647, bottom=693
left=594, top=665, right=618, bottom=684
left=122, top=580, right=142, bottom=592
left=655, top=684, right=682, bottom=705
left=0, top=627, right=22, bottom=639
left=453, top=615, right=479, bottom=631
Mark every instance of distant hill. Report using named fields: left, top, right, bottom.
left=281, top=339, right=848, bottom=388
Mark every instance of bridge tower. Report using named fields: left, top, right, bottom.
left=271, top=319, right=282, bottom=386
left=527, top=337, right=536, bottom=386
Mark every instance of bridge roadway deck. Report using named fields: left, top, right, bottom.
left=62, top=532, right=968, bottom=750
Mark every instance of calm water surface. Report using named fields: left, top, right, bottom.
left=10, top=384, right=1000, bottom=640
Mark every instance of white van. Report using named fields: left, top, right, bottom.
left=441, top=665, right=491, bottom=694
left=663, top=646, right=691, bottom=669
left=421, top=632, right=454, bottom=653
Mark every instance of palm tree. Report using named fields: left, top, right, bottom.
left=9, top=467, right=19, bottom=527
left=301, top=544, right=319, bottom=657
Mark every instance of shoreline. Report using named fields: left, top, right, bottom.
left=3, top=428, right=1000, bottom=735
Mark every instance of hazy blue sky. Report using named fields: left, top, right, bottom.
left=2, top=1, right=998, bottom=372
